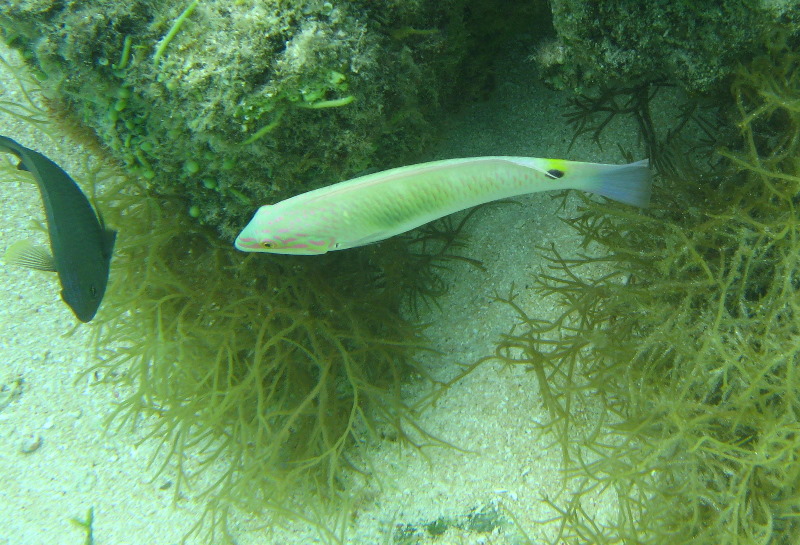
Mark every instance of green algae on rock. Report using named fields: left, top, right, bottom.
left=0, top=0, right=473, bottom=239
left=537, top=0, right=800, bottom=93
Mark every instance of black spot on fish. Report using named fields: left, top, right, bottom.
left=546, top=169, right=564, bottom=179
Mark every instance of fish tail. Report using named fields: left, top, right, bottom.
left=577, top=159, right=652, bottom=208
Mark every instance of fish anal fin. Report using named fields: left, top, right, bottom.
left=3, top=239, right=57, bottom=272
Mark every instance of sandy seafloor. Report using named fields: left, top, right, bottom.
left=0, top=39, right=647, bottom=545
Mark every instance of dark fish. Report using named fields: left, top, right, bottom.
left=0, top=135, right=116, bottom=322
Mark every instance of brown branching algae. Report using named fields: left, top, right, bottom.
left=487, top=33, right=800, bottom=544
left=84, top=171, right=478, bottom=541
left=7, top=3, right=800, bottom=543
left=0, top=9, right=487, bottom=541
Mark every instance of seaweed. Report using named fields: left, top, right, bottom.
left=376, top=204, right=488, bottom=315
left=1, top=41, right=484, bottom=543
left=69, top=507, right=95, bottom=545
left=484, top=31, right=800, bottom=545
left=81, top=167, right=479, bottom=542
left=564, top=80, right=725, bottom=178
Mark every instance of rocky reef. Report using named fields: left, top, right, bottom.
left=536, top=0, right=800, bottom=92
left=1, top=0, right=480, bottom=238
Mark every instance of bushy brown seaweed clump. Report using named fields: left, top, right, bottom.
left=490, top=36, right=800, bottom=544
left=86, top=174, right=474, bottom=541
left=1, top=45, right=478, bottom=543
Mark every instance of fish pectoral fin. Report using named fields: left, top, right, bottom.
left=3, top=239, right=57, bottom=272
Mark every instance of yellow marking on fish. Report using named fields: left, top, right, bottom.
left=235, top=156, right=651, bottom=255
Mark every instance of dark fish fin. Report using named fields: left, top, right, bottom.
left=93, top=197, right=107, bottom=232
left=102, top=228, right=117, bottom=259
left=3, top=239, right=57, bottom=272
left=0, top=156, right=33, bottom=181
left=90, top=196, right=117, bottom=259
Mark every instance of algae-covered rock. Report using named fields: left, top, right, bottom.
left=536, top=0, right=800, bottom=93
left=0, top=0, right=470, bottom=239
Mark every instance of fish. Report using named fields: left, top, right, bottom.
left=0, top=135, right=116, bottom=322
left=235, top=156, right=651, bottom=255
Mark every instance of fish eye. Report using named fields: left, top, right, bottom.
left=262, top=241, right=274, bottom=249
left=90, top=285, right=98, bottom=298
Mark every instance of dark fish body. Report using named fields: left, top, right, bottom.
left=0, top=135, right=115, bottom=322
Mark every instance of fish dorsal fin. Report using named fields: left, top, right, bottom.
left=89, top=195, right=117, bottom=259
left=3, top=239, right=57, bottom=272
left=102, top=228, right=117, bottom=259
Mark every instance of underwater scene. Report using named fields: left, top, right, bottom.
left=1, top=1, right=800, bottom=544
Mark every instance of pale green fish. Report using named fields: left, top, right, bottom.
left=235, top=157, right=651, bottom=255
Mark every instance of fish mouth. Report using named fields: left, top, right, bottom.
left=61, top=290, right=99, bottom=322
left=234, top=236, right=262, bottom=251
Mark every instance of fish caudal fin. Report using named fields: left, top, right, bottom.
left=579, top=159, right=652, bottom=208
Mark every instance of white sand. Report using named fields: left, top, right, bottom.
left=0, top=41, right=644, bottom=544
